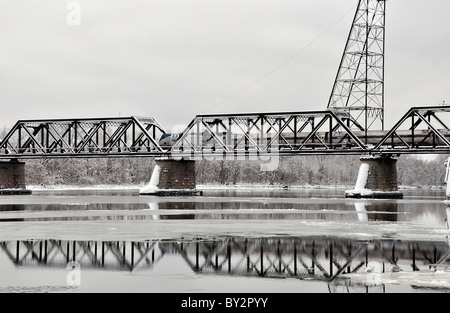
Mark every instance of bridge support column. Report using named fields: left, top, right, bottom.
left=345, top=155, right=403, bottom=199
left=140, top=158, right=202, bottom=196
left=0, top=160, right=31, bottom=195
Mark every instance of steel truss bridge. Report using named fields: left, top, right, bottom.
left=0, top=106, right=450, bottom=159
left=1, top=236, right=449, bottom=291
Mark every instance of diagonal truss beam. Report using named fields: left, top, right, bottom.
left=374, top=106, right=450, bottom=151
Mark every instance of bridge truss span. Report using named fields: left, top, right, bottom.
left=0, top=117, right=168, bottom=159
left=168, top=110, right=369, bottom=158
left=374, top=106, right=450, bottom=154
left=169, top=106, right=450, bottom=158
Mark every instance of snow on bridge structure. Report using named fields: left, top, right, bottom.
left=1, top=0, right=449, bottom=197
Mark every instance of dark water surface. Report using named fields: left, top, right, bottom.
left=0, top=187, right=449, bottom=293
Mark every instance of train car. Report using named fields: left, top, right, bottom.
left=159, top=133, right=181, bottom=147
left=277, top=129, right=450, bottom=148
left=159, top=129, right=450, bottom=149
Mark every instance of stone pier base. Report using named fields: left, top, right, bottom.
left=0, top=160, right=31, bottom=195
left=345, top=155, right=403, bottom=199
left=140, top=159, right=202, bottom=196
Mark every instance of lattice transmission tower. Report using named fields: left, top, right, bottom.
left=328, top=0, right=386, bottom=137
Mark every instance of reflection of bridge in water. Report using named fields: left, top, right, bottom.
left=2, top=236, right=449, bottom=284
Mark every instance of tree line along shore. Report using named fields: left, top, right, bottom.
left=24, top=155, right=447, bottom=189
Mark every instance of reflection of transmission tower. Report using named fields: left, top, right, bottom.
left=328, top=0, right=386, bottom=140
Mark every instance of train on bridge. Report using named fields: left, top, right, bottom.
left=159, top=129, right=450, bottom=149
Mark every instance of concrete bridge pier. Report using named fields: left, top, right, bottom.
left=345, top=155, right=403, bottom=199
left=0, top=159, right=32, bottom=195
left=140, top=158, right=202, bottom=196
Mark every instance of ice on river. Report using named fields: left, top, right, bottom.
left=343, top=269, right=450, bottom=289
left=0, top=187, right=450, bottom=293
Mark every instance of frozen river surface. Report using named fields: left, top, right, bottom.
left=0, top=186, right=449, bottom=293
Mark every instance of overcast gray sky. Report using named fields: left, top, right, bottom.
left=0, top=0, right=449, bottom=131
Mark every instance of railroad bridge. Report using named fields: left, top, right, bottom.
left=1, top=0, right=450, bottom=198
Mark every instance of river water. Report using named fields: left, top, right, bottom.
left=0, top=186, right=449, bottom=293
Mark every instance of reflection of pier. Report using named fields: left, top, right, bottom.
left=1, top=237, right=449, bottom=282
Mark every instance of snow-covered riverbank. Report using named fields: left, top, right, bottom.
left=25, top=183, right=445, bottom=192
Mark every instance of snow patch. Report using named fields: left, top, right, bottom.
left=345, top=162, right=373, bottom=196
left=139, top=164, right=161, bottom=194
left=447, top=158, right=450, bottom=197
left=354, top=163, right=369, bottom=191
left=28, top=185, right=140, bottom=191
left=343, top=270, right=450, bottom=289
left=197, top=184, right=350, bottom=191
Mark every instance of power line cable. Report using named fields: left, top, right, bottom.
left=202, top=4, right=357, bottom=114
